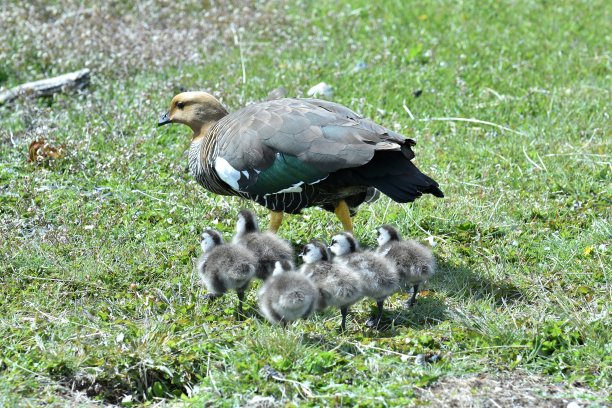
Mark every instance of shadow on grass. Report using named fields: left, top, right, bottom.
left=369, top=259, right=525, bottom=335
left=433, top=259, right=524, bottom=306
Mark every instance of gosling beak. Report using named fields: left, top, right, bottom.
left=158, top=111, right=171, bottom=127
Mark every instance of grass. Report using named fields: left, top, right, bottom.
left=0, top=0, right=610, bottom=406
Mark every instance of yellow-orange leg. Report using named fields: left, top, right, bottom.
left=269, top=211, right=284, bottom=232
left=334, top=200, right=353, bottom=233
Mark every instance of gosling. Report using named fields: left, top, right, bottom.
left=376, top=225, right=436, bottom=307
left=197, top=229, right=257, bottom=316
left=233, top=209, right=294, bottom=280
left=329, top=232, right=400, bottom=328
left=258, top=260, right=319, bottom=327
left=299, top=240, right=364, bottom=332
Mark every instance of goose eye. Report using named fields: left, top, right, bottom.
left=177, top=101, right=185, bottom=109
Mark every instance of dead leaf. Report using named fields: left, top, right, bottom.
left=27, top=138, right=65, bottom=164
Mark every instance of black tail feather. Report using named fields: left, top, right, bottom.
left=370, top=161, right=444, bottom=202
left=345, top=151, right=444, bottom=203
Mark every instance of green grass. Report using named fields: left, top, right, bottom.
left=1, top=0, right=610, bottom=406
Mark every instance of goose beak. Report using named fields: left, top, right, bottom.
left=158, top=111, right=171, bottom=127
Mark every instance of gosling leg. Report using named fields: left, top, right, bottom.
left=365, top=300, right=385, bottom=328
left=202, top=293, right=221, bottom=302
left=339, top=306, right=349, bottom=332
left=236, top=291, right=245, bottom=319
left=407, top=284, right=419, bottom=307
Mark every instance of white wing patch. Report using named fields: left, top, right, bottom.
left=266, top=181, right=304, bottom=195
left=261, top=176, right=329, bottom=197
left=214, top=157, right=242, bottom=190
left=309, top=175, right=328, bottom=185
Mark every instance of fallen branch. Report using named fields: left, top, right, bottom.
left=0, top=68, right=90, bottom=105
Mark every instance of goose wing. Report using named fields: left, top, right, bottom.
left=212, top=98, right=415, bottom=195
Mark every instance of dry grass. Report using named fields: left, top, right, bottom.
left=0, top=1, right=289, bottom=83
left=416, top=371, right=606, bottom=408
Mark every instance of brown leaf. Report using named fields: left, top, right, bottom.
left=27, top=138, right=65, bottom=164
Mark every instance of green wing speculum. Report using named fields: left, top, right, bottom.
left=239, top=153, right=329, bottom=195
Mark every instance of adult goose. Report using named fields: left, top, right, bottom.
left=158, top=92, right=443, bottom=231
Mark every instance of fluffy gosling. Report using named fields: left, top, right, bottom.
left=376, top=225, right=436, bottom=307
left=329, top=232, right=400, bottom=328
left=233, top=209, right=294, bottom=280
left=299, top=240, right=363, bottom=332
left=197, top=229, right=257, bottom=316
left=258, top=260, right=319, bottom=327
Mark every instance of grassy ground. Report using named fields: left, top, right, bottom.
left=0, top=0, right=610, bottom=406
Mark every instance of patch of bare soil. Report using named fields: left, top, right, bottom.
left=416, top=371, right=609, bottom=407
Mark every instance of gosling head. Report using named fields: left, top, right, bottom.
left=377, top=224, right=401, bottom=246
left=200, top=229, right=224, bottom=253
left=329, top=232, right=358, bottom=256
left=158, top=91, right=229, bottom=134
left=272, top=260, right=295, bottom=277
left=299, top=240, right=329, bottom=264
left=236, top=209, right=259, bottom=237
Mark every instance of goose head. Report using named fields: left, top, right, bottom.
left=272, top=260, right=295, bottom=276
left=158, top=91, right=229, bottom=135
left=376, top=225, right=401, bottom=246
left=329, top=232, right=358, bottom=256
left=300, top=240, right=330, bottom=264
left=201, top=229, right=223, bottom=253
left=235, top=209, right=259, bottom=237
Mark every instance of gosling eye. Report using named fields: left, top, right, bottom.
left=177, top=101, right=185, bottom=110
